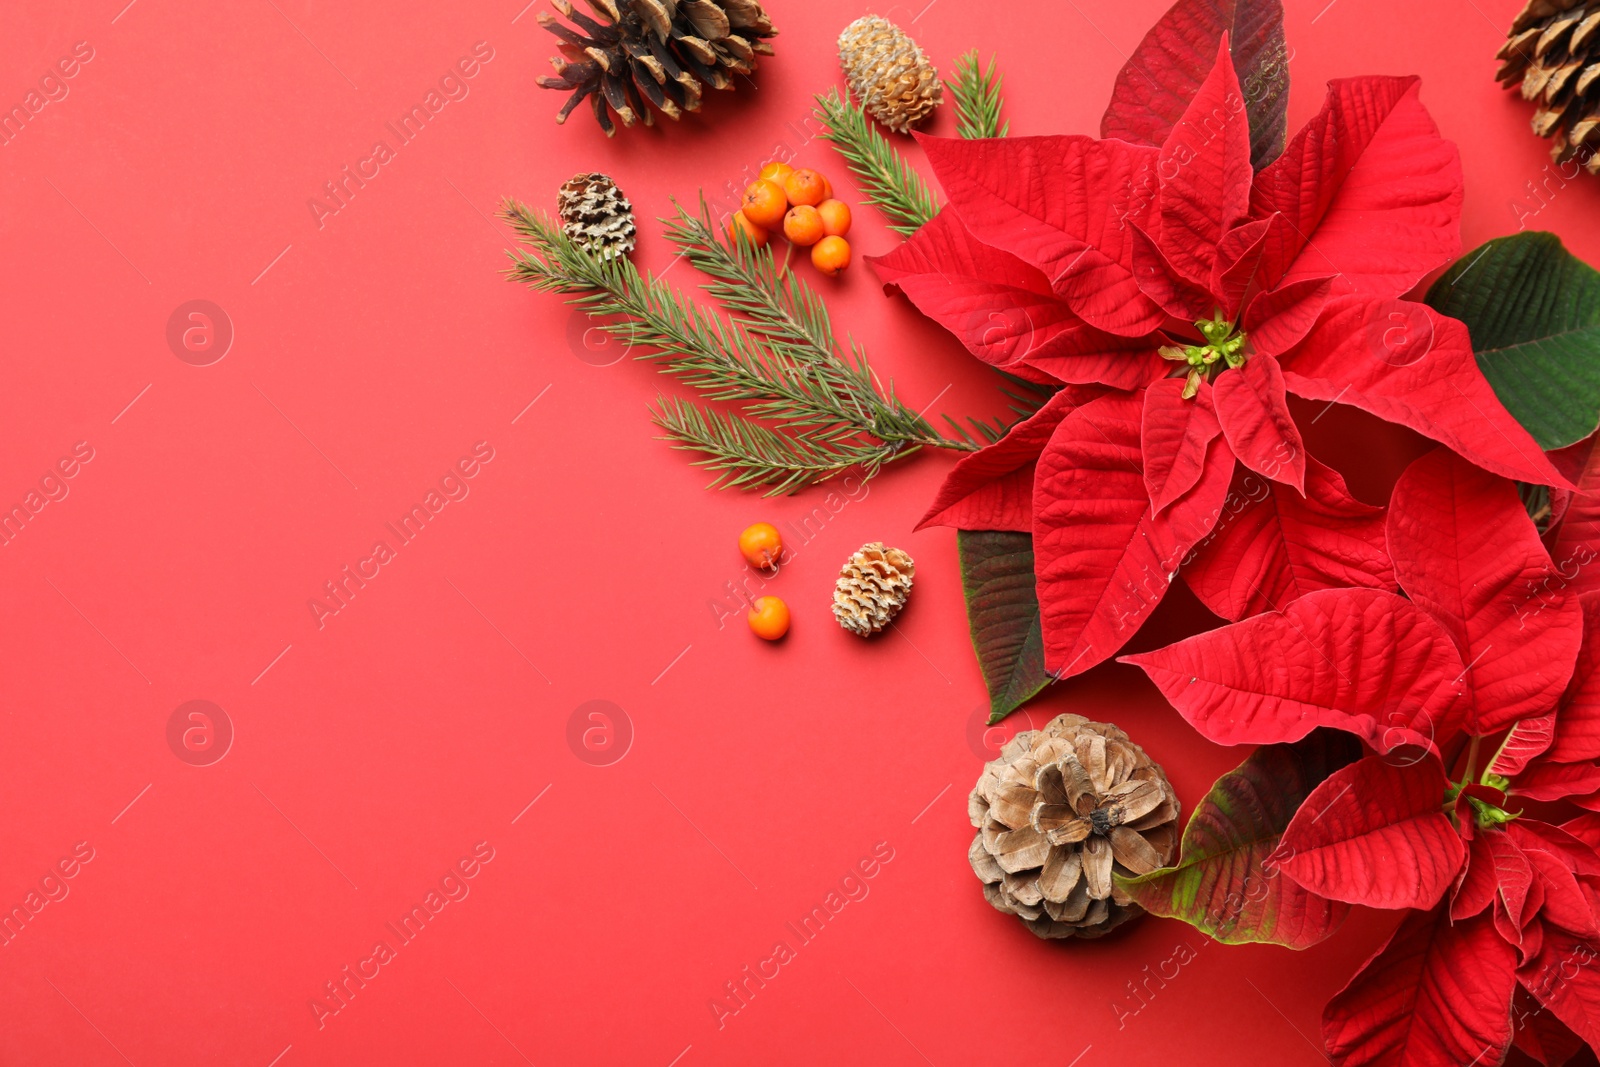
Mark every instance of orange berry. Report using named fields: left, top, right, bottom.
left=759, top=160, right=796, bottom=185
left=782, top=205, right=825, bottom=246
left=748, top=596, right=791, bottom=641
left=783, top=168, right=827, bottom=208
left=741, top=179, right=789, bottom=229
left=817, top=199, right=851, bottom=237
left=818, top=173, right=834, bottom=199
left=728, top=210, right=769, bottom=249
left=811, top=235, right=851, bottom=276
left=738, top=522, right=784, bottom=569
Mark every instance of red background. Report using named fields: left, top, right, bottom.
left=1, top=0, right=1596, bottom=1064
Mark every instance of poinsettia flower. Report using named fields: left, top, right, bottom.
left=1126, top=447, right=1600, bottom=1066
left=879, top=40, right=1567, bottom=680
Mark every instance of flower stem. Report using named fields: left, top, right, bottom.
left=1461, top=735, right=1483, bottom=784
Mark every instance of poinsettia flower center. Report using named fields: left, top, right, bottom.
left=1444, top=773, right=1521, bottom=830
left=1159, top=313, right=1247, bottom=398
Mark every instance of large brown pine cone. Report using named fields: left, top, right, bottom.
left=537, top=0, right=777, bottom=135
left=968, top=714, right=1180, bottom=940
left=1497, top=0, right=1600, bottom=171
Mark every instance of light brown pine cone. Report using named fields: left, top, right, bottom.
left=831, top=542, right=914, bottom=637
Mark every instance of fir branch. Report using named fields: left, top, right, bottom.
left=500, top=196, right=973, bottom=496
left=653, top=396, right=903, bottom=495
left=813, top=88, right=941, bottom=236
left=950, top=51, right=1009, bottom=140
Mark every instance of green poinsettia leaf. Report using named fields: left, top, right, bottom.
left=958, top=530, right=1052, bottom=724
left=1425, top=231, right=1600, bottom=450
left=1115, top=729, right=1362, bottom=948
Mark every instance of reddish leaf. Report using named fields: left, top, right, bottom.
left=1550, top=591, right=1600, bottom=764
left=1214, top=354, right=1306, bottom=491
left=1017, top=330, right=1165, bottom=391
left=1519, top=926, right=1600, bottom=1050
left=868, top=211, right=1164, bottom=389
left=1492, top=712, right=1559, bottom=778
left=1213, top=214, right=1288, bottom=319
left=1274, top=753, right=1465, bottom=911
left=1454, top=830, right=1528, bottom=924
left=1510, top=987, right=1587, bottom=1067
left=1181, top=457, right=1394, bottom=621
left=1249, top=76, right=1463, bottom=300
left=1513, top=762, right=1600, bottom=803
left=1128, top=222, right=1216, bottom=321
left=918, top=135, right=1166, bottom=335
left=1564, top=814, right=1600, bottom=849
left=1033, top=390, right=1233, bottom=679
left=1100, top=0, right=1289, bottom=171
left=1116, top=730, right=1360, bottom=948
left=1387, top=448, right=1585, bottom=733
left=1152, top=39, right=1253, bottom=289
left=1548, top=436, right=1600, bottom=596
left=1243, top=276, right=1334, bottom=359
left=1324, top=907, right=1516, bottom=1067
left=1142, top=378, right=1225, bottom=514
left=1511, top=823, right=1600, bottom=937
left=1281, top=296, right=1568, bottom=487
left=1488, top=832, right=1538, bottom=948
left=917, top=387, right=1097, bottom=532
left=1122, top=587, right=1467, bottom=752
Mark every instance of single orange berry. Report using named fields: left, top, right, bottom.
left=728, top=210, right=769, bottom=249
left=741, top=178, right=789, bottom=228
left=816, top=199, right=852, bottom=237
left=811, top=235, right=851, bottom=276
left=817, top=172, right=834, bottom=199
left=738, top=522, right=784, bottom=569
left=783, top=168, right=828, bottom=207
left=782, top=205, right=825, bottom=246
left=748, top=596, right=791, bottom=641
left=758, top=160, right=796, bottom=185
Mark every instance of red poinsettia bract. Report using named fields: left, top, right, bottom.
left=873, top=42, right=1564, bottom=682
left=1125, top=447, right=1600, bottom=1066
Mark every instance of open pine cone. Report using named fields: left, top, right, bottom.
left=556, top=173, right=636, bottom=260
left=969, top=714, right=1180, bottom=940
left=537, top=0, right=777, bottom=135
left=1497, top=0, right=1600, bottom=171
left=832, top=542, right=914, bottom=636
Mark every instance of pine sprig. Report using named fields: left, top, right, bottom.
left=950, top=51, right=1008, bottom=139
left=813, top=89, right=941, bottom=236
left=501, top=197, right=974, bottom=495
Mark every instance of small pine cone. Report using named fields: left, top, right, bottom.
left=556, top=173, right=636, bottom=260
left=969, top=715, right=1180, bottom=940
left=537, top=0, right=778, bottom=136
left=832, top=542, right=914, bottom=636
left=837, top=16, right=942, bottom=133
left=1497, top=0, right=1600, bottom=173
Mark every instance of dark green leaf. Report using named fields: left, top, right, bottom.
left=1116, top=730, right=1361, bottom=948
left=1425, top=231, right=1600, bottom=450
left=958, top=530, right=1051, bottom=723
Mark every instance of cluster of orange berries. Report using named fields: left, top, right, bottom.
left=729, top=162, right=853, bottom=277
left=738, top=522, right=790, bottom=640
